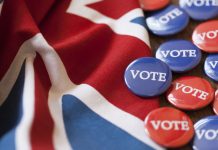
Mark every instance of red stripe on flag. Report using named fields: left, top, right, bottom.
left=88, top=0, right=140, bottom=19
left=30, top=56, right=54, bottom=150
left=25, top=0, right=56, bottom=24
left=0, top=0, right=39, bottom=80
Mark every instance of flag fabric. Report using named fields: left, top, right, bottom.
left=0, top=0, right=164, bottom=150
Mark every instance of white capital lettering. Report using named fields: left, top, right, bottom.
left=158, top=8, right=183, bottom=24
left=207, top=30, right=218, bottom=39
left=171, top=50, right=180, bottom=57
left=198, top=30, right=218, bottom=40
left=140, top=71, right=150, bottom=80
left=195, top=0, right=205, bottom=6
left=181, top=121, right=190, bottom=131
left=189, top=50, right=197, bottom=57
left=159, top=73, right=167, bottom=82
left=198, top=91, right=209, bottom=100
left=196, top=130, right=206, bottom=139
left=175, top=82, right=185, bottom=90
left=185, top=0, right=218, bottom=6
left=198, top=32, right=206, bottom=40
left=175, top=82, right=209, bottom=100
left=205, top=130, right=218, bottom=140
left=160, top=50, right=197, bottom=58
left=150, top=120, right=190, bottom=130
left=161, top=120, right=173, bottom=130
left=150, top=72, right=159, bottom=81
left=150, top=120, right=161, bottom=130
left=196, top=129, right=218, bottom=140
left=192, top=88, right=202, bottom=97
left=160, top=50, right=170, bottom=57
left=130, top=70, right=140, bottom=79
left=172, top=121, right=181, bottom=130
left=129, top=70, right=166, bottom=82
left=209, top=61, right=218, bottom=69
left=182, top=86, right=193, bottom=94
left=159, top=16, right=170, bottom=24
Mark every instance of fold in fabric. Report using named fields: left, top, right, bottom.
left=0, top=0, right=162, bottom=150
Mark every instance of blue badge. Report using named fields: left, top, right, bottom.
left=179, top=0, right=218, bottom=20
left=193, top=116, right=218, bottom=150
left=124, top=57, right=172, bottom=97
left=156, top=40, right=202, bottom=72
left=146, top=5, right=189, bottom=36
left=204, top=54, right=218, bottom=81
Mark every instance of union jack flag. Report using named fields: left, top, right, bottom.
left=0, top=0, right=164, bottom=149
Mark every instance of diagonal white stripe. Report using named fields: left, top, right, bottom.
left=67, top=84, right=164, bottom=150
left=31, top=34, right=164, bottom=150
left=0, top=37, right=36, bottom=106
left=67, top=0, right=150, bottom=46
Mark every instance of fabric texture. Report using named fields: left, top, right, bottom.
left=0, top=0, right=162, bottom=149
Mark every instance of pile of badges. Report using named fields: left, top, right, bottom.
left=125, top=0, right=218, bottom=149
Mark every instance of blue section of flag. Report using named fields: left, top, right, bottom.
left=0, top=63, right=25, bottom=149
left=0, top=129, right=16, bottom=150
left=131, top=17, right=147, bottom=28
left=62, top=95, right=154, bottom=150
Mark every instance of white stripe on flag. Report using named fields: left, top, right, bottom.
left=67, top=84, right=164, bottom=150
left=67, top=0, right=150, bottom=46
left=0, top=37, right=36, bottom=106
left=30, top=34, right=73, bottom=150
left=15, top=56, right=36, bottom=150
left=0, top=36, right=36, bottom=150
left=48, top=90, right=72, bottom=150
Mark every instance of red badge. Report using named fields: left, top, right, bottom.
left=192, top=20, right=218, bottom=53
left=139, top=0, right=170, bottom=11
left=167, top=76, right=214, bottom=110
left=213, top=89, right=218, bottom=115
left=144, top=107, right=194, bottom=148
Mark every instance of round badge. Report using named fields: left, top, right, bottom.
left=144, top=107, right=194, bottom=148
left=179, top=0, right=218, bottom=20
left=166, top=76, right=214, bottom=110
left=192, top=20, right=218, bottom=53
left=156, top=40, right=201, bottom=72
left=139, top=0, right=170, bottom=11
left=213, top=89, right=218, bottom=115
left=204, top=54, right=218, bottom=81
left=146, top=5, right=189, bottom=36
left=124, top=57, right=172, bottom=97
left=193, top=116, right=218, bottom=150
